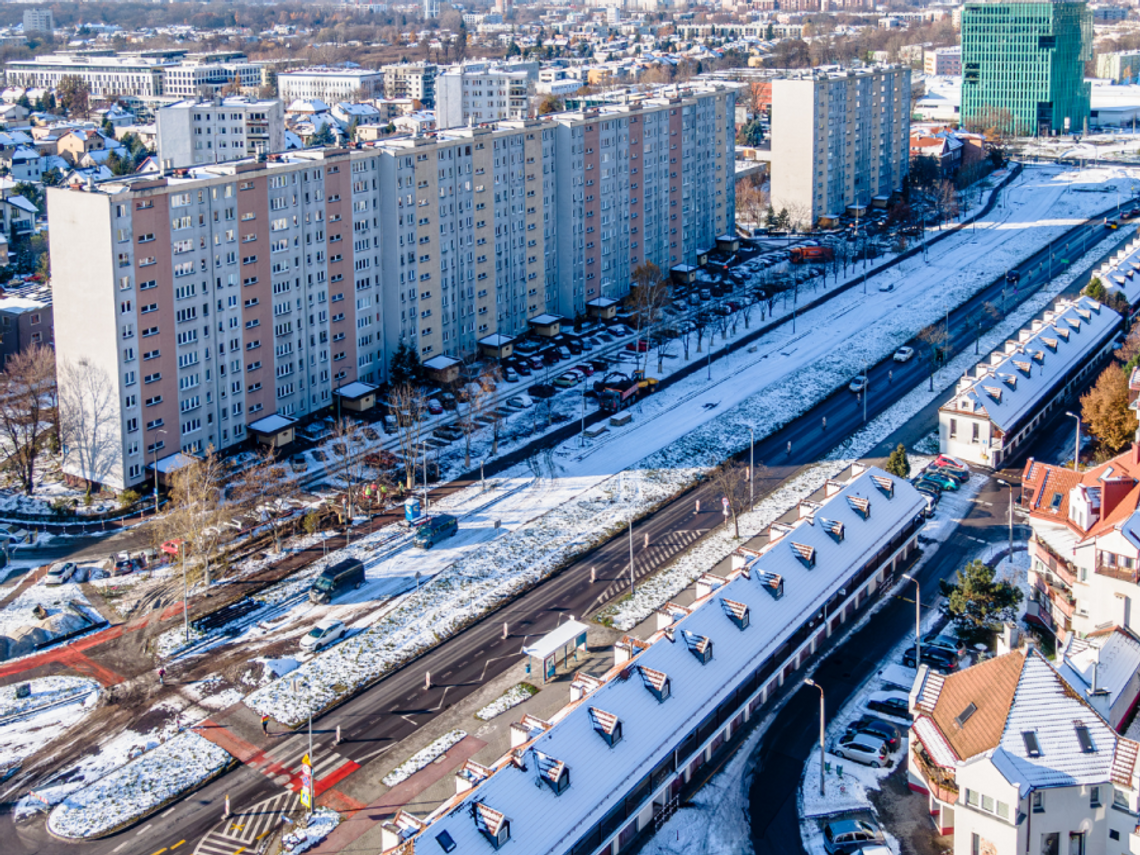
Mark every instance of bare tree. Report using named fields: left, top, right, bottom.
left=709, top=458, right=751, bottom=539
left=739, top=298, right=757, bottom=330
left=330, top=417, right=369, bottom=523
left=387, top=383, right=427, bottom=490
left=918, top=324, right=950, bottom=391
left=57, top=355, right=118, bottom=496
left=630, top=262, right=670, bottom=374
left=974, top=301, right=1003, bottom=355
left=231, top=448, right=298, bottom=552
left=693, top=312, right=709, bottom=354
left=479, top=365, right=505, bottom=456
left=162, top=449, right=228, bottom=587
left=0, top=346, right=56, bottom=495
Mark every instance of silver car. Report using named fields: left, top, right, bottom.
left=833, top=732, right=889, bottom=767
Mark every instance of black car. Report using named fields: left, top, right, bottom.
left=903, top=645, right=960, bottom=673
left=566, top=339, right=584, bottom=355
left=844, top=716, right=900, bottom=750
left=528, top=383, right=556, bottom=399
left=913, top=480, right=941, bottom=498
left=513, top=361, right=532, bottom=377
left=866, top=693, right=911, bottom=721
left=928, top=465, right=966, bottom=485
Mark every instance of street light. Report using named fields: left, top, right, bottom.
left=628, top=505, right=635, bottom=595
left=996, top=479, right=1015, bottom=562
left=749, top=426, right=755, bottom=511
left=901, top=573, right=920, bottom=669
left=152, top=428, right=167, bottom=517
left=1064, top=411, right=1081, bottom=471
left=804, top=679, right=825, bottom=797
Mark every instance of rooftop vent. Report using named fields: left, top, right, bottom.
left=588, top=707, right=623, bottom=746
left=1041, top=336, right=1058, bottom=351
left=1032, top=350, right=1045, bottom=364
left=871, top=475, right=895, bottom=499
left=1056, top=326, right=1070, bottom=341
left=1066, top=318, right=1082, bottom=332
left=1077, top=307, right=1092, bottom=320
left=982, top=385, right=1003, bottom=403
left=722, top=597, right=750, bottom=630
left=472, top=802, right=510, bottom=849
left=955, top=702, right=977, bottom=728
left=639, top=666, right=671, bottom=703
left=682, top=629, right=713, bottom=665
left=820, top=518, right=845, bottom=542
left=848, top=495, right=871, bottom=520
left=791, top=541, right=816, bottom=568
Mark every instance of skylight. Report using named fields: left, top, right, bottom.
left=1050, top=493, right=1063, bottom=511
left=1022, top=730, right=1041, bottom=757
left=955, top=702, right=977, bottom=728
left=1075, top=721, right=1096, bottom=753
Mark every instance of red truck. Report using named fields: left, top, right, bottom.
left=789, top=246, right=834, bottom=264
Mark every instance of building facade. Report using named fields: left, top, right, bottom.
left=381, top=62, right=438, bottom=108
left=769, top=66, right=910, bottom=226
left=436, top=66, right=530, bottom=129
left=162, top=60, right=263, bottom=99
left=1096, top=50, right=1140, bottom=84
left=156, top=97, right=285, bottom=170
left=22, top=9, right=54, bottom=34
left=5, top=54, right=168, bottom=99
left=277, top=68, right=385, bottom=105
left=924, top=46, right=962, bottom=76
left=961, top=0, right=1092, bottom=136
left=48, top=85, right=735, bottom=489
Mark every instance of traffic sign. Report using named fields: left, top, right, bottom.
left=721, top=497, right=730, bottom=508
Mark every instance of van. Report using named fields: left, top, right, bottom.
left=309, top=558, right=365, bottom=604
left=413, top=514, right=459, bottom=549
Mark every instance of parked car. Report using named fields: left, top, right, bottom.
left=557, top=346, right=572, bottom=359
left=528, top=357, right=545, bottom=371
left=529, top=384, right=556, bottom=399
left=566, top=340, right=584, bottom=355
left=927, top=465, right=966, bottom=485
left=920, top=471, right=960, bottom=492
left=849, top=376, right=869, bottom=394
left=503, top=369, right=519, bottom=383
left=823, top=819, right=885, bottom=855
left=878, top=283, right=895, bottom=293
left=427, top=399, right=444, bottom=415
left=833, top=732, right=889, bottom=767
left=866, top=692, right=912, bottom=722
left=844, top=717, right=900, bottom=750
left=553, top=373, right=581, bottom=388
left=934, top=455, right=970, bottom=478
left=574, top=364, right=596, bottom=377
left=923, top=630, right=967, bottom=658
left=590, top=359, right=609, bottom=373
left=513, top=361, right=532, bottom=377
left=507, top=395, right=533, bottom=409
left=903, top=645, right=960, bottom=673
left=893, top=346, right=915, bottom=362
left=300, top=618, right=346, bottom=653
left=45, top=562, right=77, bottom=586
left=440, top=392, right=458, bottom=411
left=626, top=339, right=650, bottom=353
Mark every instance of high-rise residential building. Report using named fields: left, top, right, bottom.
left=424, top=0, right=440, bottom=18
left=1096, top=49, right=1140, bottom=84
left=381, top=62, right=438, bottom=108
left=161, top=58, right=263, bottom=98
left=156, top=97, right=285, bottom=170
left=48, top=84, right=735, bottom=490
left=961, top=0, right=1092, bottom=136
left=436, top=65, right=530, bottom=129
left=22, top=9, right=54, bottom=34
left=277, top=68, right=385, bottom=105
left=769, top=66, right=910, bottom=227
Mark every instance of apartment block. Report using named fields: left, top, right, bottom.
left=6, top=53, right=168, bottom=98
left=962, top=0, right=1091, bottom=136
left=156, top=97, right=285, bottom=169
left=162, top=59, right=262, bottom=99
left=48, top=85, right=734, bottom=490
left=769, top=66, right=910, bottom=226
left=22, top=9, right=54, bottom=34
left=381, top=62, right=439, bottom=108
left=277, top=67, right=385, bottom=105
left=1096, top=50, right=1140, bottom=84
left=436, top=65, right=530, bottom=129
left=924, top=46, right=962, bottom=76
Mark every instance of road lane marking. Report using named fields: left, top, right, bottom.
left=112, top=843, right=130, bottom=853
left=150, top=848, right=168, bottom=855
left=161, top=807, right=177, bottom=817
left=171, top=842, right=185, bottom=851
left=136, top=824, right=153, bottom=836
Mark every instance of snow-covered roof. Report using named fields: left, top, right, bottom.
left=914, top=714, right=959, bottom=767
left=1060, top=628, right=1140, bottom=722
left=248, top=414, right=297, bottom=434
left=147, top=452, right=197, bottom=475
left=944, top=296, right=1121, bottom=433
left=423, top=354, right=461, bottom=370
left=410, top=468, right=925, bottom=855
left=585, top=297, right=617, bottom=308
left=1097, top=238, right=1140, bottom=307
left=334, top=381, right=377, bottom=399
left=478, top=333, right=514, bottom=347
left=528, top=313, right=562, bottom=325
left=1034, top=520, right=1081, bottom=560
left=4, top=194, right=37, bottom=215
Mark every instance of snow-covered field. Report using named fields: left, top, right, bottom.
left=239, top=165, right=1135, bottom=726
left=47, top=730, right=233, bottom=839
left=0, top=578, right=102, bottom=661
left=381, top=729, right=467, bottom=788
left=0, top=676, right=100, bottom=777
left=475, top=683, right=537, bottom=721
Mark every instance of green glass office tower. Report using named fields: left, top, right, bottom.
left=962, top=0, right=1091, bottom=136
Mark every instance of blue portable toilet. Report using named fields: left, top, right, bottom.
left=404, top=497, right=422, bottom=524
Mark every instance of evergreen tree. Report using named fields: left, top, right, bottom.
left=389, top=342, right=423, bottom=386
left=884, top=443, right=910, bottom=479
left=940, top=559, right=1023, bottom=633
left=309, top=123, right=335, bottom=148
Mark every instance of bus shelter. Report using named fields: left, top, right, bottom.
left=523, top=620, right=589, bottom=684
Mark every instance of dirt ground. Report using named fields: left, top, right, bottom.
left=869, top=762, right=952, bottom=855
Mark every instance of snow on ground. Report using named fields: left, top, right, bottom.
left=0, top=578, right=101, bottom=662
left=475, top=683, right=537, bottom=721
left=0, top=676, right=100, bottom=775
left=381, top=730, right=466, bottom=788
left=242, top=167, right=1136, bottom=725
left=46, top=730, right=233, bottom=839
left=0, top=674, right=98, bottom=719
left=281, top=808, right=341, bottom=855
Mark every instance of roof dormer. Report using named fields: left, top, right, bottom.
left=870, top=475, right=894, bottom=499
left=790, top=541, right=816, bottom=568
left=682, top=629, right=713, bottom=665
left=472, top=802, right=510, bottom=850
left=848, top=495, right=871, bottom=519
left=820, top=517, right=845, bottom=542
left=722, top=597, right=750, bottom=630
left=638, top=665, right=671, bottom=702
left=588, top=706, right=622, bottom=747
left=534, top=750, right=570, bottom=795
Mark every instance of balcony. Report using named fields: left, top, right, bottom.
left=911, top=746, right=958, bottom=805
left=1096, top=563, right=1139, bottom=584
left=1035, top=577, right=1075, bottom=618
left=1031, top=537, right=1077, bottom=586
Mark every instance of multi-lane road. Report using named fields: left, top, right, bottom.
left=5, top=201, right=1131, bottom=855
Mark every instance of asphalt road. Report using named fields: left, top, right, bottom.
left=4, top=212, right=1124, bottom=855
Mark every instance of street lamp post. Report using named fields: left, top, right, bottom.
left=901, top=573, right=920, bottom=668
left=1065, top=411, right=1081, bottom=471
left=152, top=428, right=167, bottom=516
left=180, top=541, right=189, bottom=644
left=749, top=427, right=755, bottom=511
left=997, top=478, right=1015, bottom=561
left=628, top=506, right=635, bottom=595
left=862, top=360, right=868, bottom=423
left=804, top=679, right=825, bottom=797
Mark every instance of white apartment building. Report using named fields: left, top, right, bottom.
left=22, top=9, right=54, bottom=35
left=924, top=46, right=962, bottom=76
left=769, top=65, right=910, bottom=225
left=48, top=85, right=735, bottom=491
left=162, top=60, right=262, bottom=99
left=436, top=65, right=530, bottom=129
left=277, top=68, right=385, bottom=105
left=938, top=296, right=1121, bottom=469
left=381, top=62, right=438, bottom=108
left=156, top=97, right=284, bottom=170
left=5, top=54, right=169, bottom=99
left=908, top=649, right=1140, bottom=855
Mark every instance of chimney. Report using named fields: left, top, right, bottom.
left=1091, top=661, right=1098, bottom=695
left=1101, top=476, right=1134, bottom=522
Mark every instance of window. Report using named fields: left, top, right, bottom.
left=1032, top=791, right=1045, bottom=813
left=1090, top=786, right=1101, bottom=808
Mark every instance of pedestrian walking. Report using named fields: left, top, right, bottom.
left=821, top=416, right=827, bottom=431
left=157, top=667, right=166, bottom=686
left=786, top=440, right=792, bottom=457
left=889, top=369, right=893, bottom=384
left=261, top=714, right=270, bottom=735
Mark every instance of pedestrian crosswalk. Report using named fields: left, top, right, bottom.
left=599, top=528, right=707, bottom=601
left=193, top=791, right=294, bottom=855
left=251, top=732, right=358, bottom=795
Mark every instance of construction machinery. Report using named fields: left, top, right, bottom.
left=595, top=369, right=658, bottom=413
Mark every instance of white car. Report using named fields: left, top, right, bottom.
left=507, top=395, right=533, bottom=409
left=833, top=732, right=889, bottom=767
left=44, top=562, right=77, bottom=586
left=300, top=618, right=346, bottom=653
left=849, top=376, right=869, bottom=394
left=893, top=346, right=915, bottom=362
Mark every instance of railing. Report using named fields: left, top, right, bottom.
left=1035, top=577, right=1076, bottom=617
left=1030, top=537, right=1077, bottom=585
left=911, top=747, right=959, bottom=805
left=1096, top=563, right=1139, bottom=584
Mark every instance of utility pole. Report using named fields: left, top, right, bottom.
left=749, top=427, right=755, bottom=511
left=1065, top=411, right=1081, bottom=471
left=805, top=679, right=825, bottom=797
left=902, top=574, right=920, bottom=667
left=997, top=479, right=1014, bottom=561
